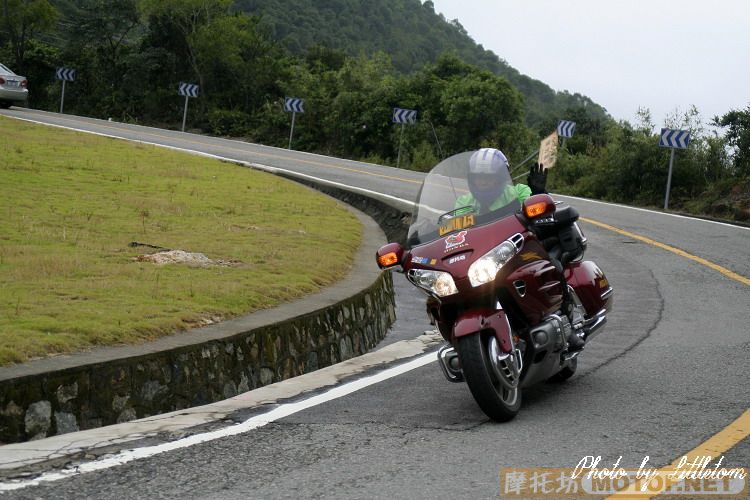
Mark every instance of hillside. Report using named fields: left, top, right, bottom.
left=234, top=0, right=610, bottom=128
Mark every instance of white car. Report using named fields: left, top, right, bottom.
left=0, top=63, right=28, bottom=108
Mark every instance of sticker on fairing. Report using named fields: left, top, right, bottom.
left=448, top=254, right=466, bottom=265
left=445, top=230, right=468, bottom=251
left=520, top=251, right=542, bottom=262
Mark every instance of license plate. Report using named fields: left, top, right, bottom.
left=4, top=80, right=19, bottom=88
left=439, top=214, right=475, bottom=236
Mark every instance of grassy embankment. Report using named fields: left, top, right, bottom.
left=0, top=116, right=362, bottom=366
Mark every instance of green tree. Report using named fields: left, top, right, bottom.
left=713, top=104, right=750, bottom=177
left=137, top=0, right=232, bottom=92
left=1, top=0, right=58, bottom=72
left=56, top=0, right=139, bottom=117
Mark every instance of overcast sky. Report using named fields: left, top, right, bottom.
left=429, top=0, right=750, bottom=129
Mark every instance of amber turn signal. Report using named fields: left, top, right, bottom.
left=524, top=202, right=548, bottom=218
left=377, top=252, right=399, bottom=268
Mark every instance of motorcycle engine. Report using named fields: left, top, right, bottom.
left=528, top=314, right=570, bottom=353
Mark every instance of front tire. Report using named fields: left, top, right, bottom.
left=457, top=332, right=521, bottom=421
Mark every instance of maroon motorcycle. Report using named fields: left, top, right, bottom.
left=376, top=152, right=613, bottom=421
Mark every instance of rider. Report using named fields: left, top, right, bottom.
left=456, top=147, right=585, bottom=351
left=455, top=148, right=535, bottom=213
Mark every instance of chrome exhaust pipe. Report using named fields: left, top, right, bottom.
left=581, top=310, right=607, bottom=342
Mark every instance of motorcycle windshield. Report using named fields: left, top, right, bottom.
left=406, top=151, right=522, bottom=248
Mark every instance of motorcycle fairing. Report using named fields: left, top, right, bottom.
left=453, top=308, right=513, bottom=353
left=565, top=261, right=614, bottom=316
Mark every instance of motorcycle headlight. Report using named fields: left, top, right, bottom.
left=408, top=269, right=458, bottom=297
left=468, top=239, right=520, bottom=287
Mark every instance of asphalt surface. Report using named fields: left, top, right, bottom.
left=1, top=107, right=749, bottom=499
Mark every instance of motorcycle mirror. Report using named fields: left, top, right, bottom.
left=523, top=194, right=556, bottom=220
left=376, top=243, right=405, bottom=271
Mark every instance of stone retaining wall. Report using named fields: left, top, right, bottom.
left=0, top=274, right=394, bottom=442
left=0, top=178, right=411, bottom=444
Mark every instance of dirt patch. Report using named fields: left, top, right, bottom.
left=135, top=250, right=241, bottom=268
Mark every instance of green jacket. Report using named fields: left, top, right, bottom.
left=455, top=184, right=532, bottom=213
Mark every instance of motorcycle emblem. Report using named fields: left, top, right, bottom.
left=445, top=230, right=468, bottom=251
left=448, top=254, right=466, bottom=265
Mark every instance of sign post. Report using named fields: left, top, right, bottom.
left=392, top=107, right=417, bottom=168
left=55, top=67, right=76, bottom=114
left=178, top=82, right=200, bottom=132
left=659, top=128, right=691, bottom=210
left=284, top=97, right=305, bottom=149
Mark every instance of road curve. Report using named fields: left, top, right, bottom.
left=1, top=107, right=748, bottom=499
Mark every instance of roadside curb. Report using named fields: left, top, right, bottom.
left=0, top=332, right=443, bottom=475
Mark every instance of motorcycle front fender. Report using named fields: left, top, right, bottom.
left=453, top=308, right=513, bottom=353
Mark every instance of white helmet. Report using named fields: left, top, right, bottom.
left=469, top=148, right=509, bottom=174
left=468, top=148, right=510, bottom=206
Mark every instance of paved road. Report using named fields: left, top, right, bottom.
left=2, top=108, right=749, bottom=499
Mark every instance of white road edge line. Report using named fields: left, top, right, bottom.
left=0, top=353, right=435, bottom=491
left=5, top=115, right=413, bottom=208
left=554, top=193, right=750, bottom=232
left=5, top=113, right=748, bottom=232
left=6, top=109, right=394, bottom=170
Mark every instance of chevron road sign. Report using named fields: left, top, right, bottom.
left=178, top=82, right=200, bottom=98
left=659, top=128, right=691, bottom=149
left=55, top=67, right=76, bottom=82
left=393, top=107, right=417, bottom=124
left=659, top=128, right=691, bottom=210
left=178, top=83, right=199, bottom=132
left=557, top=120, right=576, bottom=138
left=283, top=97, right=305, bottom=149
left=284, top=97, right=305, bottom=113
left=55, top=68, right=76, bottom=114
left=393, top=107, right=417, bottom=168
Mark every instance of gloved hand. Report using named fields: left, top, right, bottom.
left=527, top=163, right=548, bottom=195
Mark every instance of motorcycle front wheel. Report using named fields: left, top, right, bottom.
left=457, top=332, right=521, bottom=422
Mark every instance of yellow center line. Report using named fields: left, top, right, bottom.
left=581, top=217, right=750, bottom=287
left=605, top=408, right=750, bottom=499
left=37, top=113, right=424, bottom=186
left=584, top=216, right=750, bottom=497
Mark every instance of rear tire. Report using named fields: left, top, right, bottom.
left=457, top=332, right=521, bottom=422
left=0, top=101, right=11, bottom=109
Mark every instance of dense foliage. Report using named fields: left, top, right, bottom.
left=1, top=0, right=748, bottom=219
left=234, top=0, right=609, bottom=129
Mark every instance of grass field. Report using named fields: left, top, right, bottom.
left=0, top=116, right=362, bottom=366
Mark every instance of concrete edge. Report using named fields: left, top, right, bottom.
left=0, top=332, right=443, bottom=473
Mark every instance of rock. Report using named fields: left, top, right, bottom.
left=1, top=401, right=23, bottom=417
left=112, top=395, right=130, bottom=412
left=237, top=373, right=250, bottom=394
left=141, top=381, right=167, bottom=402
left=259, top=368, right=275, bottom=386
left=56, top=382, right=78, bottom=404
left=307, top=352, right=319, bottom=371
left=117, top=409, right=137, bottom=424
left=25, top=401, right=52, bottom=439
left=340, top=337, right=353, bottom=360
left=55, top=412, right=79, bottom=434
left=223, top=382, right=238, bottom=399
